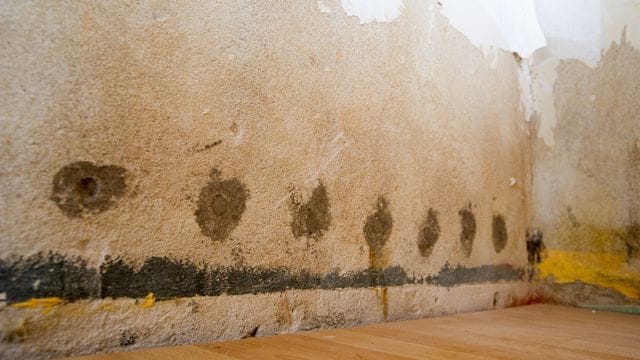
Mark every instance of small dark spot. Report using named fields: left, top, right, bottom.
left=526, top=229, right=545, bottom=280
left=418, top=208, right=440, bottom=257
left=492, top=214, right=508, bottom=253
left=459, top=204, right=476, bottom=257
left=195, top=169, right=248, bottom=241
left=512, top=52, right=522, bottom=63
left=567, top=206, right=579, bottom=228
left=290, top=183, right=331, bottom=239
left=50, top=161, right=126, bottom=217
left=493, top=292, right=499, bottom=308
left=243, top=326, right=259, bottom=338
left=363, top=196, right=393, bottom=257
left=203, top=140, right=222, bottom=150
left=120, top=330, right=137, bottom=346
left=195, top=140, right=222, bottom=153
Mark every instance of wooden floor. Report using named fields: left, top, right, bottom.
left=70, top=304, right=640, bottom=359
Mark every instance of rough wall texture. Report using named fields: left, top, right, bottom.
left=0, top=1, right=533, bottom=358
left=532, top=33, right=640, bottom=304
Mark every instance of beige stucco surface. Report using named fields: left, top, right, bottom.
left=0, top=1, right=533, bottom=358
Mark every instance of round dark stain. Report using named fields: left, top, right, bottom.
left=363, top=196, right=393, bottom=256
left=492, top=214, right=508, bottom=253
left=50, top=161, right=126, bottom=217
left=418, top=208, right=440, bottom=257
left=290, top=183, right=331, bottom=239
left=459, top=205, right=476, bottom=257
left=195, top=170, right=248, bottom=241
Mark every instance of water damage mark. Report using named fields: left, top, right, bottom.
left=364, top=196, right=393, bottom=262
left=0, top=252, right=525, bottom=304
left=526, top=230, right=544, bottom=280
left=459, top=204, right=476, bottom=257
left=50, top=161, right=126, bottom=217
left=492, top=214, right=508, bottom=253
left=418, top=208, right=440, bottom=257
left=195, top=169, right=249, bottom=241
left=289, top=183, right=331, bottom=239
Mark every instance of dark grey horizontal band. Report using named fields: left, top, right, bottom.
left=0, top=252, right=525, bottom=304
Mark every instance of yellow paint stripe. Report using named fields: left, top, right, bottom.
left=11, top=297, right=64, bottom=309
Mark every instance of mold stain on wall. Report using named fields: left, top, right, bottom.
left=526, top=230, right=544, bottom=280
left=195, top=169, right=249, bottom=242
left=50, top=161, right=127, bottom=217
left=492, top=214, right=508, bottom=253
left=289, top=182, right=331, bottom=239
left=418, top=208, right=440, bottom=257
left=458, top=204, right=477, bottom=257
left=362, top=196, right=393, bottom=319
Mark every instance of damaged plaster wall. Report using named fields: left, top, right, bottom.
left=0, top=0, right=533, bottom=358
left=441, top=0, right=640, bottom=305
left=528, top=1, right=640, bottom=304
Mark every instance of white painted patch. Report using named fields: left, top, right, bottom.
left=440, top=0, right=547, bottom=58
left=340, top=0, right=404, bottom=24
left=534, top=0, right=602, bottom=67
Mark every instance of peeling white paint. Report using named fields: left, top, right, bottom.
left=440, top=0, right=547, bottom=58
left=339, top=0, right=404, bottom=24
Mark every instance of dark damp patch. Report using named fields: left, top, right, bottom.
left=492, top=214, right=508, bottom=253
left=458, top=204, right=476, bottom=257
left=242, top=326, right=259, bottom=339
left=50, top=161, right=126, bottom=217
left=526, top=229, right=545, bottom=280
left=195, top=169, right=248, bottom=242
left=0, top=252, right=525, bottom=303
left=418, top=208, right=440, bottom=257
left=434, top=263, right=524, bottom=287
left=290, top=183, right=331, bottom=239
left=0, top=252, right=99, bottom=303
left=363, top=196, right=393, bottom=258
left=101, top=257, right=206, bottom=300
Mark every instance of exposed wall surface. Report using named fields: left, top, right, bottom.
left=0, top=1, right=534, bottom=358
left=529, top=1, right=640, bottom=304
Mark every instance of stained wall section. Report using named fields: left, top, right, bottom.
left=0, top=1, right=532, bottom=358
